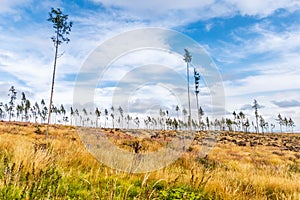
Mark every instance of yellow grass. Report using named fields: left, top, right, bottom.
left=0, top=121, right=299, bottom=199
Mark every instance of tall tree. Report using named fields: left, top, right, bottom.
left=16, top=104, right=23, bottom=121
left=60, top=104, right=66, bottom=124
left=259, top=115, right=266, bottom=134
left=82, top=108, right=88, bottom=126
left=40, top=99, right=48, bottom=123
left=232, top=111, right=237, bottom=131
left=198, top=107, right=204, bottom=130
left=182, top=108, right=187, bottom=124
left=134, top=116, right=140, bottom=129
left=276, top=113, right=283, bottom=133
left=21, top=92, right=26, bottom=121
left=252, top=99, right=259, bottom=134
left=206, top=116, right=210, bottom=130
left=70, top=107, right=74, bottom=125
left=20, top=92, right=31, bottom=122
left=95, top=107, right=101, bottom=128
left=283, top=117, right=289, bottom=132
left=183, top=49, right=192, bottom=129
left=104, top=108, right=108, bottom=128
left=47, top=8, right=73, bottom=139
left=111, top=113, right=115, bottom=128
left=226, top=118, right=233, bottom=131
left=111, top=106, right=115, bottom=128
left=288, top=118, right=295, bottom=133
left=194, top=68, right=201, bottom=128
left=118, top=106, right=124, bottom=128
left=175, top=105, right=180, bottom=120
left=239, top=111, right=245, bottom=132
left=159, top=108, right=166, bottom=130
left=244, top=118, right=250, bottom=133
left=0, top=102, right=4, bottom=119
left=33, top=101, right=40, bottom=123
left=270, top=123, right=275, bottom=133
left=24, top=99, right=31, bottom=122
left=8, top=86, right=17, bottom=122
left=125, top=114, right=132, bottom=129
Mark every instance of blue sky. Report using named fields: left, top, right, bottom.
left=0, top=0, right=300, bottom=131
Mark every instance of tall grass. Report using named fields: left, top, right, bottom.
left=0, top=122, right=299, bottom=199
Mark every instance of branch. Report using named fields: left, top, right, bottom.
left=57, top=51, right=65, bottom=58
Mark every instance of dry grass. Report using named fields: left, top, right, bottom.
left=0, top=121, right=299, bottom=199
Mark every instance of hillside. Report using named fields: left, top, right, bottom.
left=0, top=121, right=299, bottom=199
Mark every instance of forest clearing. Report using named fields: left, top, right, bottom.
left=0, top=121, right=299, bottom=199
left=1, top=1, right=300, bottom=200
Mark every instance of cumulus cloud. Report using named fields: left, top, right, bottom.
left=225, top=0, right=300, bottom=16
left=91, top=0, right=300, bottom=26
left=224, top=73, right=300, bottom=97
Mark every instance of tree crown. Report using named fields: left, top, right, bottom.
left=48, top=8, right=73, bottom=45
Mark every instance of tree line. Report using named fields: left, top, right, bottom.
left=0, top=86, right=296, bottom=133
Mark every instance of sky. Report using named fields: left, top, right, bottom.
left=0, top=0, right=300, bottom=132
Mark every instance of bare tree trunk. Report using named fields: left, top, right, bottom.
left=46, top=32, right=59, bottom=140
left=195, top=92, right=200, bottom=129
left=255, top=117, right=259, bottom=134
left=187, top=63, right=191, bottom=130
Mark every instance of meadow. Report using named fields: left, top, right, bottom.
left=0, top=121, right=299, bottom=199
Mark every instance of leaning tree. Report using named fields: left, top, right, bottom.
left=46, top=8, right=72, bottom=139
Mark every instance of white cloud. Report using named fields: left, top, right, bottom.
left=91, top=0, right=300, bottom=27
left=226, top=0, right=300, bottom=16
left=217, top=19, right=300, bottom=58
left=243, top=24, right=300, bottom=56
left=0, top=0, right=32, bottom=14
left=224, top=73, right=300, bottom=97
left=99, top=49, right=184, bottom=83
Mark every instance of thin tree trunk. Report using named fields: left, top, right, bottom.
left=8, top=110, right=11, bottom=122
left=187, top=63, right=191, bottom=130
left=195, top=94, right=200, bottom=130
left=46, top=31, right=59, bottom=140
left=256, top=117, right=259, bottom=134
